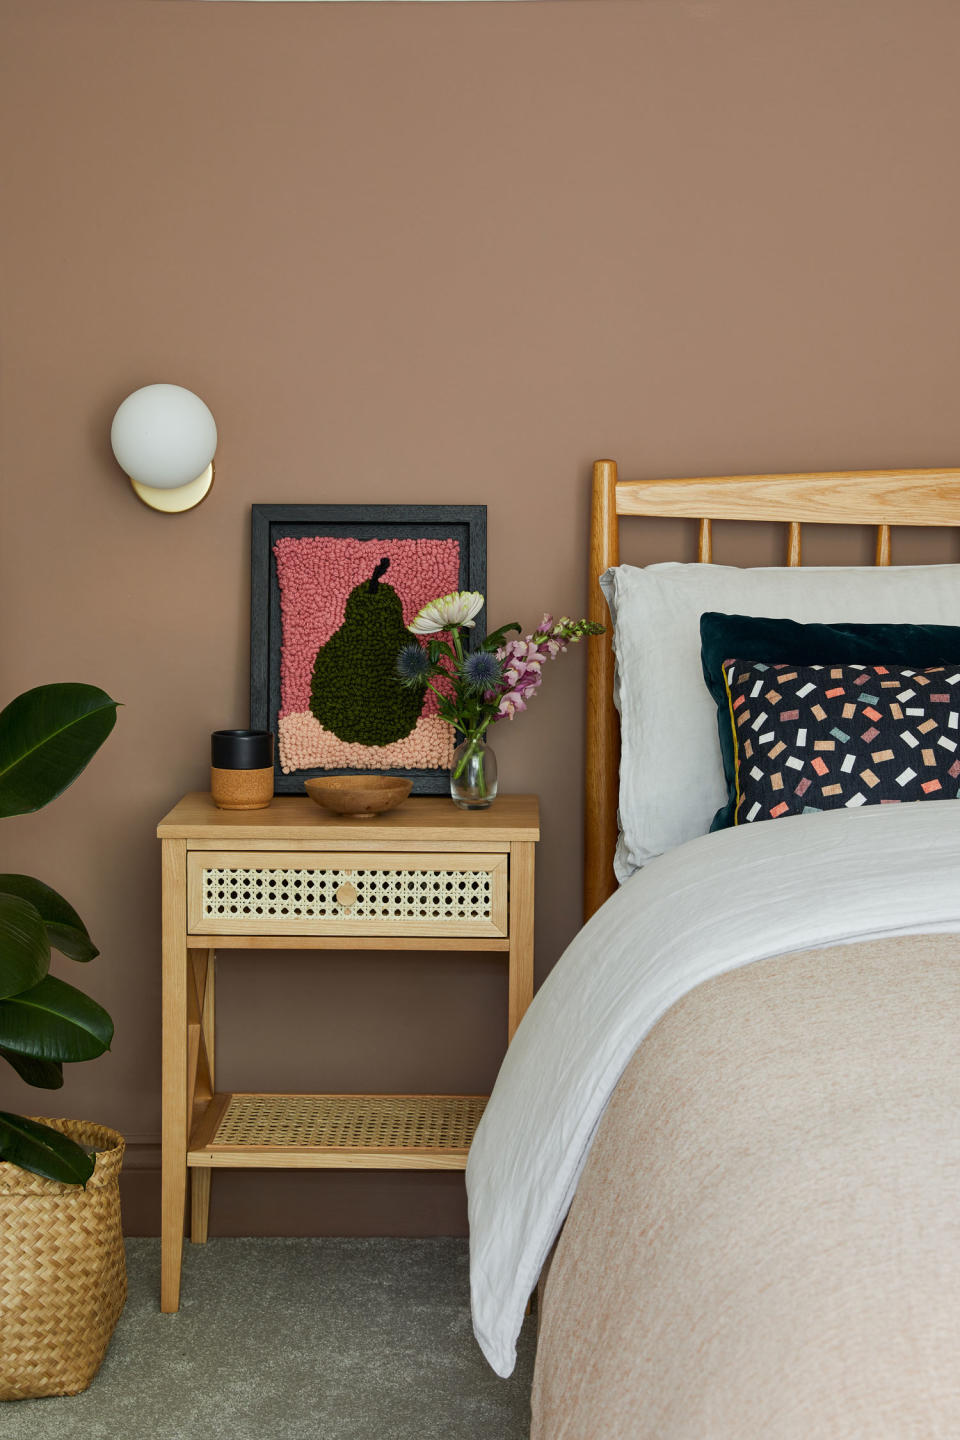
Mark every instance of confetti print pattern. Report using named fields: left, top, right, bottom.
left=725, top=662, right=960, bottom=824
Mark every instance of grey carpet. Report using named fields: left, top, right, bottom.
left=11, top=1238, right=535, bottom=1440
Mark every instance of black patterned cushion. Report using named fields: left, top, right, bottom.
left=724, top=660, right=960, bottom=824
left=701, top=613, right=960, bottom=831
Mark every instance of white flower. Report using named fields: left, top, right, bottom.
left=408, top=590, right=485, bottom=634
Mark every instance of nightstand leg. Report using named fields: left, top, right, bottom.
left=201, top=948, right=216, bottom=1092
left=508, top=842, right=535, bottom=1042
left=190, top=1168, right=212, bottom=1244
left=161, top=839, right=188, bottom=1313
left=188, top=948, right=216, bottom=1244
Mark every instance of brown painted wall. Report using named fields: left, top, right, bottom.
left=2, top=0, right=959, bottom=1236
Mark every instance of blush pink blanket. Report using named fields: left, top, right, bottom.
left=532, top=935, right=960, bottom=1439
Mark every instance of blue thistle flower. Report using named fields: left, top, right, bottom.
left=461, top=649, right=503, bottom=694
left=397, top=643, right=431, bottom=687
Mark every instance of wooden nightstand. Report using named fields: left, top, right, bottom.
left=156, top=792, right=540, bottom=1312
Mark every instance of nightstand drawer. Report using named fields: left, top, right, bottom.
left=187, top=850, right=509, bottom=938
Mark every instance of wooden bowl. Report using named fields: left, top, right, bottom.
left=303, top=775, right=413, bottom=818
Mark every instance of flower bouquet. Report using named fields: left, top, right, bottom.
left=397, top=591, right=604, bottom=808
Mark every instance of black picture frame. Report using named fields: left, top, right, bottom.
left=250, top=504, right=487, bottom=795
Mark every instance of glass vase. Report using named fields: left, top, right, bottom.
left=450, top=735, right=498, bottom=810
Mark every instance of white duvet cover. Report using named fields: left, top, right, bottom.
left=467, top=800, right=960, bottom=1377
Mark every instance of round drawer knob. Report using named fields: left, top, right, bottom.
left=336, top=882, right=359, bottom=909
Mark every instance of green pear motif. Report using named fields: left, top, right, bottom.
left=310, top=558, right=423, bottom=745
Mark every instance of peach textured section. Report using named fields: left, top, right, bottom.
left=278, top=711, right=454, bottom=775
left=273, top=536, right=462, bottom=771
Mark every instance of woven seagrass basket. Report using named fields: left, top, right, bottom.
left=0, top=1118, right=126, bottom=1402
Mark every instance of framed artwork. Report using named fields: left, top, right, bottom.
left=250, top=504, right=487, bottom=795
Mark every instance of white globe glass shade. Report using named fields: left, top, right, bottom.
left=111, top=384, right=217, bottom=490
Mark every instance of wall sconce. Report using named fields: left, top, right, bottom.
left=111, top=384, right=217, bottom=513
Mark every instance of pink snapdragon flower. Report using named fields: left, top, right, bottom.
left=489, top=615, right=602, bottom=718
left=498, top=690, right=527, bottom=718
left=494, top=633, right=556, bottom=718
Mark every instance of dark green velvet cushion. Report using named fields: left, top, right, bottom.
left=700, top=612, right=960, bottom=832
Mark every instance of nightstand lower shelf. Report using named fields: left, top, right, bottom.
left=187, top=1091, right=488, bottom=1171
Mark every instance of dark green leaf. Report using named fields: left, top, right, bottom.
left=481, top=623, right=521, bottom=652
left=428, top=639, right=455, bottom=663
left=0, top=973, right=113, bottom=1061
left=0, top=683, right=119, bottom=818
left=0, top=1047, right=63, bottom=1089
left=0, top=1112, right=94, bottom=1185
left=0, top=892, right=50, bottom=999
left=0, top=875, right=98, bottom=962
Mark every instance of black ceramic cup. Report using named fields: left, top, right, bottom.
left=210, top=729, right=274, bottom=810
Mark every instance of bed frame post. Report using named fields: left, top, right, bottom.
left=585, top=459, right=621, bottom=921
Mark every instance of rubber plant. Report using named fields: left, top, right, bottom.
left=0, top=683, right=119, bottom=1184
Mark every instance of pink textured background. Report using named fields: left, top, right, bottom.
left=273, top=536, right=461, bottom=716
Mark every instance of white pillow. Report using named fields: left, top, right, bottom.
left=600, top=562, right=960, bottom=880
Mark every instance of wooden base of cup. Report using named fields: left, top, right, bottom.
left=210, top=766, right=274, bottom=810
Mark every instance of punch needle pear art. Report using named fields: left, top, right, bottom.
left=309, top=557, right=423, bottom=745
left=270, top=531, right=465, bottom=779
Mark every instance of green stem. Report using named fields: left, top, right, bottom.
left=452, top=715, right=494, bottom=791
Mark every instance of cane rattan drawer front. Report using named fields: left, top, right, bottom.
left=187, top=850, right=509, bottom=938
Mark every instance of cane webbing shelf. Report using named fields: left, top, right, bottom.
left=188, top=1092, right=487, bottom=1170
left=158, top=792, right=539, bottom=1312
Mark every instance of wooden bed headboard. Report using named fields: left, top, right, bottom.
left=584, top=458, right=960, bottom=921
